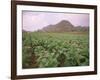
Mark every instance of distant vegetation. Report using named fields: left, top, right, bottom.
left=22, top=20, right=89, bottom=68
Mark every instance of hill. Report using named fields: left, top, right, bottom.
left=37, top=20, right=89, bottom=32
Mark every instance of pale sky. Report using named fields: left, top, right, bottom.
left=22, top=11, right=89, bottom=31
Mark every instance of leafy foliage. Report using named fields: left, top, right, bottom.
left=22, top=32, right=89, bottom=68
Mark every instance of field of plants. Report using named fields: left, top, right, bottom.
left=22, top=32, right=89, bottom=68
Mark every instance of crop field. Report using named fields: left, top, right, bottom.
left=22, top=32, right=89, bottom=69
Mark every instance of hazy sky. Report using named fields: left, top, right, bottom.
left=22, top=11, right=89, bottom=31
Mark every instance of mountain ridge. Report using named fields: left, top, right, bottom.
left=37, top=20, right=89, bottom=32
